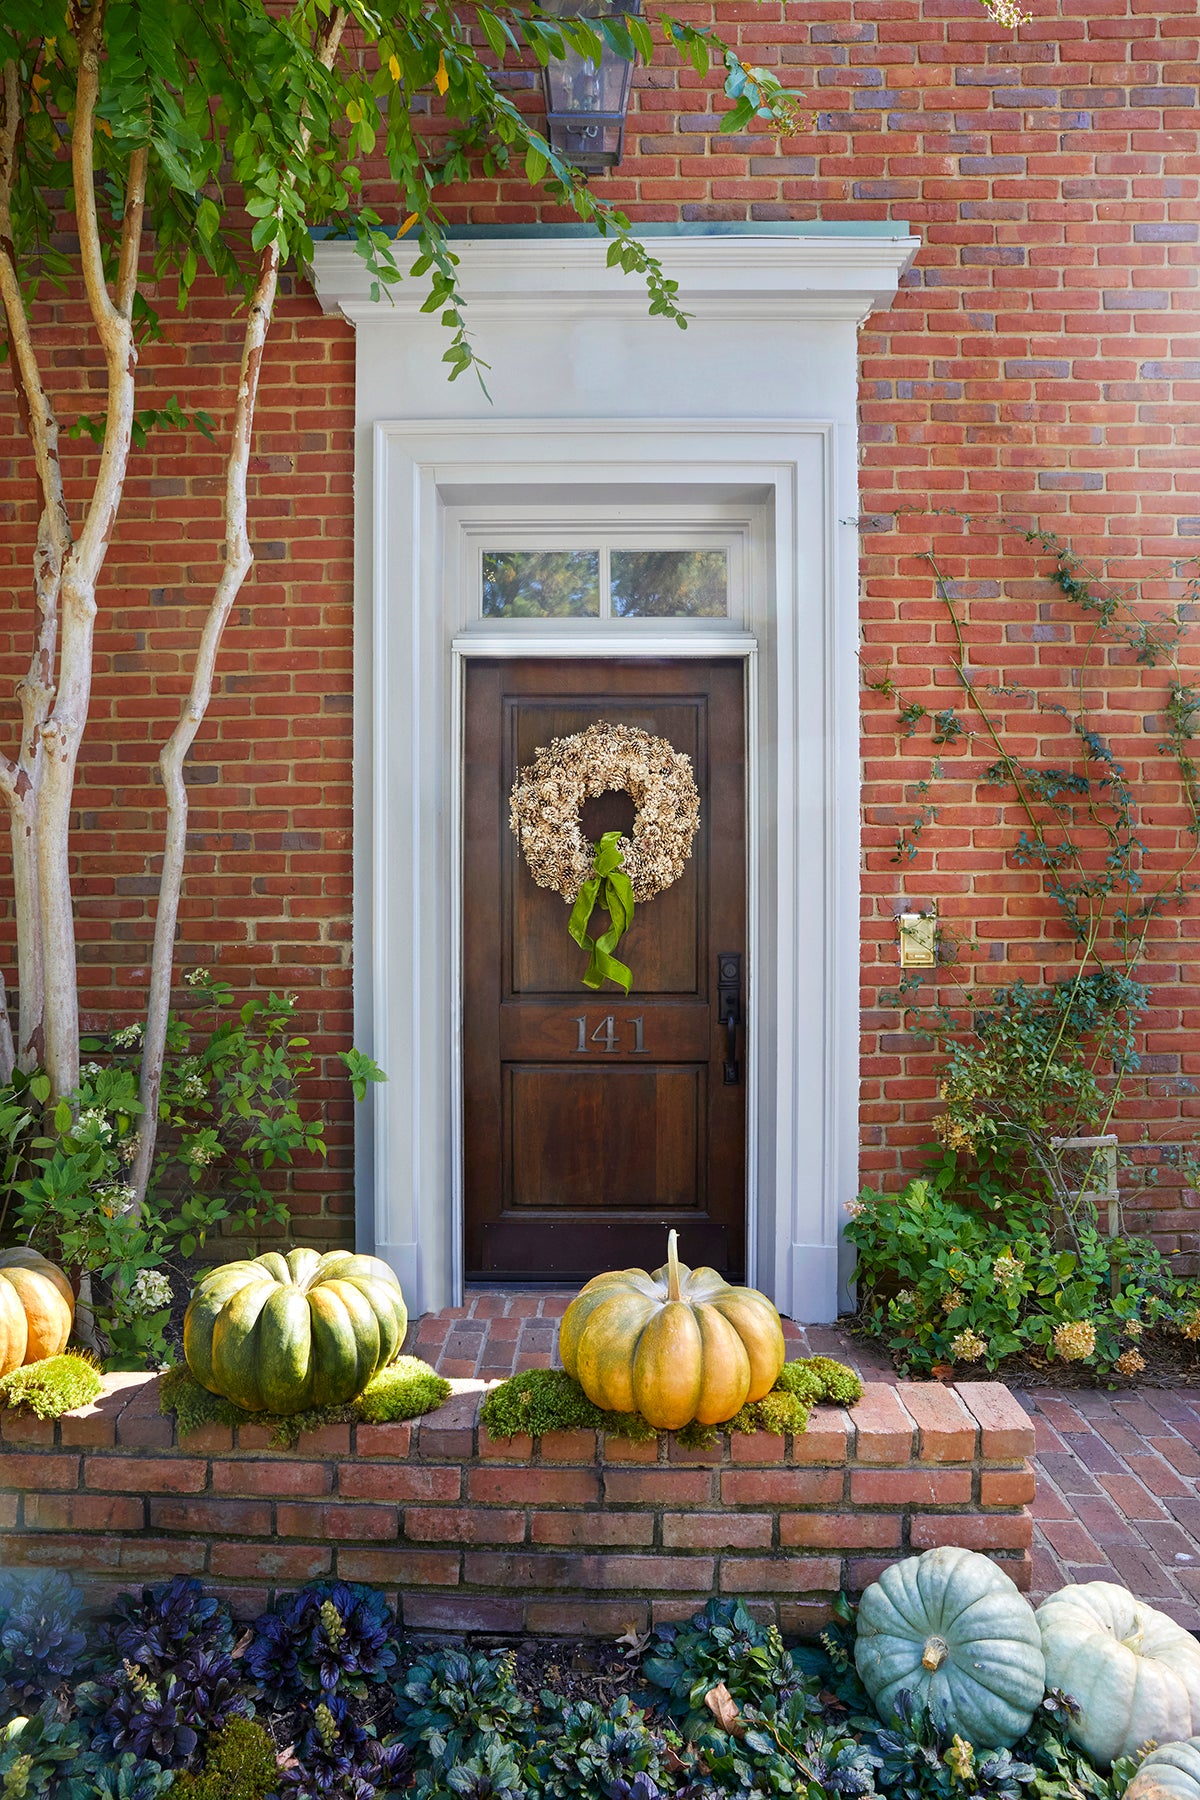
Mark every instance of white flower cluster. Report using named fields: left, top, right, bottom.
left=112, top=1023, right=143, bottom=1048
left=509, top=721, right=701, bottom=905
left=128, top=1269, right=173, bottom=1316
left=176, top=1057, right=207, bottom=1104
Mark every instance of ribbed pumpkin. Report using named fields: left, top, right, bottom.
left=1038, top=1583, right=1200, bottom=1768
left=0, top=1249, right=74, bottom=1375
left=855, top=1546, right=1045, bottom=1749
left=183, top=1249, right=408, bottom=1414
left=1126, top=1739, right=1200, bottom=1800
left=558, top=1230, right=786, bottom=1431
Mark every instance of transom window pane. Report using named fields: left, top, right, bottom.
left=480, top=545, right=731, bottom=620
left=610, top=549, right=728, bottom=618
left=482, top=550, right=600, bottom=617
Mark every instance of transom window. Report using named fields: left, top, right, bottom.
left=445, top=502, right=754, bottom=632
left=481, top=547, right=729, bottom=619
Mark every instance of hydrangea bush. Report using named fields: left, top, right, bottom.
left=845, top=1153, right=1200, bottom=1377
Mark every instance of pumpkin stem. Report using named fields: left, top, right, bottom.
left=666, top=1229, right=682, bottom=1302
left=921, top=1636, right=949, bottom=1671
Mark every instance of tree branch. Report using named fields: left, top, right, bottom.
left=131, top=5, right=348, bottom=1206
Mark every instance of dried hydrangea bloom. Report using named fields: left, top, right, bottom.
left=950, top=1328, right=987, bottom=1362
left=1053, top=1318, right=1096, bottom=1362
left=1114, top=1348, right=1146, bottom=1377
left=509, top=721, right=701, bottom=904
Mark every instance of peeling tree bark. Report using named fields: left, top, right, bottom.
left=37, top=10, right=147, bottom=1105
left=130, top=9, right=347, bottom=1206
left=0, top=57, right=71, bottom=1075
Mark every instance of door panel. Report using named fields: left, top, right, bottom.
left=464, top=658, right=746, bottom=1280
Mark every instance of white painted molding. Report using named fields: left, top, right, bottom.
left=311, top=232, right=920, bottom=328
left=336, top=232, right=918, bottom=1321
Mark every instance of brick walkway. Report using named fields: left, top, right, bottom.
left=407, top=1292, right=1200, bottom=1628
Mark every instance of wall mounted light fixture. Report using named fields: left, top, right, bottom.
left=540, top=0, right=642, bottom=173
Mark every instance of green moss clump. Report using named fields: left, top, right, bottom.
left=357, top=1356, right=452, bottom=1422
left=480, top=1368, right=656, bottom=1443
left=0, top=1352, right=104, bottom=1419
left=175, top=1717, right=278, bottom=1799
left=160, top=1355, right=450, bottom=1449
left=483, top=1355, right=862, bottom=1450
left=790, top=1355, right=864, bottom=1406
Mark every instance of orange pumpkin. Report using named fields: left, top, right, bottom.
left=558, top=1230, right=786, bottom=1431
left=0, top=1249, right=74, bottom=1375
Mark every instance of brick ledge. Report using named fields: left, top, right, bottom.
left=0, top=1374, right=1036, bottom=1636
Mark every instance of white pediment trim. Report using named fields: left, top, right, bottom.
left=310, top=231, right=920, bottom=328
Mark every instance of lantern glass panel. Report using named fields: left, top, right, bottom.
left=541, top=0, right=640, bottom=171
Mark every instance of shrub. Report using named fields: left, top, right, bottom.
left=846, top=1154, right=1197, bottom=1376
left=246, top=1583, right=400, bottom=1706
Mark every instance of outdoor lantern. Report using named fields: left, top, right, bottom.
left=540, top=0, right=641, bottom=174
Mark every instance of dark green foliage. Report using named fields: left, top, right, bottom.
left=0, top=1701, right=89, bottom=1798
left=846, top=1151, right=1197, bottom=1376
left=0, top=1571, right=89, bottom=1698
left=174, top=1717, right=278, bottom=1799
left=0, top=1577, right=1140, bottom=1800
left=395, top=1649, right=536, bottom=1768
left=159, top=1357, right=448, bottom=1449
left=0, top=1353, right=103, bottom=1420
left=643, top=1599, right=812, bottom=1741
left=530, top=1694, right=673, bottom=1800
left=480, top=1357, right=862, bottom=1448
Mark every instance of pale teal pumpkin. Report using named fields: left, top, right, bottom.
left=1038, top=1583, right=1200, bottom=1769
left=855, top=1546, right=1045, bottom=1748
left=1127, top=1739, right=1200, bottom=1800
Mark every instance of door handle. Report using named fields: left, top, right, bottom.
left=718, top=951, right=741, bottom=1086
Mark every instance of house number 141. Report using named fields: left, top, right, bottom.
left=573, top=1015, right=647, bottom=1053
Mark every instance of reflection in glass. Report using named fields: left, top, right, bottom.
left=610, top=549, right=728, bottom=618
left=482, top=550, right=600, bottom=617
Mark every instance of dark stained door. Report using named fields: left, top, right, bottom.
left=463, top=659, right=747, bottom=1281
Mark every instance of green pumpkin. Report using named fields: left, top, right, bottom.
left=855, top=1546, right=1045, bottom=1748
left=1038, top=1583, right=1200, bottom=1769
left=1126, top=1739, right=1200, bottom=1800
left=183, top=1249, right=408, bottom=1414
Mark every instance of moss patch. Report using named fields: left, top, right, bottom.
left=481, top=1368, right=657, bottom=1443
left=356, top=1356, right=452, bottom=1422
left=159, top=1355, right=451, bottom=1449
left=0, top=1352, right=104, bottom=1419
left=481, top=1355, right=863, bottom=1447
left=175, top=1717, right=279, bottom=1800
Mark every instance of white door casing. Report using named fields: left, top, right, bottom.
left=310, top=230, right=917, bottom=1320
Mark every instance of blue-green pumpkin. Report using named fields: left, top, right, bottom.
left=855, top=1546, right=1045, bottom=1748
left=183, top=1249, right=408, bottom=1413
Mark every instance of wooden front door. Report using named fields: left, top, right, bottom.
left=463, top=659, right=747, bottom=1281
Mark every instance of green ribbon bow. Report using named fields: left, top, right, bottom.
left=568, top=830, right=635, bottom=994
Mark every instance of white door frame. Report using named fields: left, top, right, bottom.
left=310, top=230, right=919, bottom=1320
left=360, top=419, right=853, bottom=1322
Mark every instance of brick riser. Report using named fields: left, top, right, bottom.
left=0, top=1374, right=1035, bottom=1635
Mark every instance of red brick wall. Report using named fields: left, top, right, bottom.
left=0, top=1372, right=1035, bottom=1628
left=1, top=0, right=1198, bottom=1256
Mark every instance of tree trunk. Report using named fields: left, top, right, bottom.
left=131, top=9, right=347, bottom=1207
left=37, top=22, right=146, bottom=1103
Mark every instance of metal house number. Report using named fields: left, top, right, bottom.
left=573, top=1015, right=647, bottom=1053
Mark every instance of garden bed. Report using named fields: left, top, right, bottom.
left=0, top=1372, right=1035, bottom=1634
